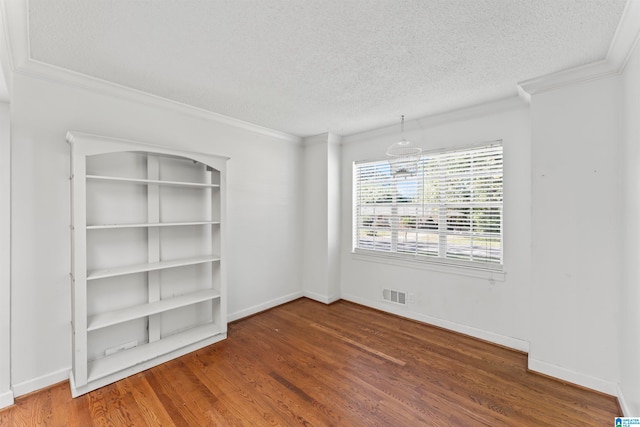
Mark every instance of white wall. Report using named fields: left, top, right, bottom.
left=301, top=133, right=341, bottom=303
left=529, top=75, right=622, bottom=395
left=0, top=101, right=12, bottom=407
left=327, top=134, right=341, bottom=300
left=340, top=98, right=532, bottom=351
left=302, top=135, right=329, bottom=301
left=621, top=37, right=640, bottom=416
left=9, top=72, right=303, bottom=394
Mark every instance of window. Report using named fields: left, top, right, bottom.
left=354, top=142, right=503, bottom=270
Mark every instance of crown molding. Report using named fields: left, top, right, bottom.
left=302, top=132, right=342, bottom=147
left=0, top=0, right=28, bottom=73
left=0, top=0, right=301, bottom=144
left=607, top=0, right=640, bottom=70
left=302, top=133, right=331, bottom=146
left=517, top=59, right=618, bottom=96
left=23, top=59, right=302, bottom=143
left=518, top=0, right=640, bottom=96
left=342, top=95, right=526, bottom=145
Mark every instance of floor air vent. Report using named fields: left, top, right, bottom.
left=382, top=288, right=407, bottom=305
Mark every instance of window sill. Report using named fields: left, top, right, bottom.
left=352, top=249, right=506, bottom=282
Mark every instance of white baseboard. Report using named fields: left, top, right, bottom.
left=617, top=384, right=630, bottom=416
left=527, top=358, right=618, bottom=397
left=303, top=290, right=340, bottom=305
left=11, top=366, right=70, bottom=397
left=227, top=290, right=304, bottom=322
left=341, top=293, right=530, bottom=353
left=0, top=389, right=14, bottom=409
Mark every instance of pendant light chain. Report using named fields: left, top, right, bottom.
left=386, top=114, right=422, bottom=177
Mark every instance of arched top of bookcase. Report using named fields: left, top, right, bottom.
left=66, top=131, right=229, bottom=172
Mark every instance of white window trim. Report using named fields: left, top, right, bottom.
left=352, top=140, right=504, bottom=279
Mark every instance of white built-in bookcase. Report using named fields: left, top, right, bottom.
left=68, top=132, right=228, bottom=397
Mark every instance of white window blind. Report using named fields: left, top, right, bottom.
left=354, top=142, right=503, bottom=269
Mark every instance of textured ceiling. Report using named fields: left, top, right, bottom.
left=27, top=0, right=626, bottom=137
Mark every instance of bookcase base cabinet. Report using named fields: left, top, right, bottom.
left=68, top=131, right=228, bottom=397
left=70, top=331, right=226, bottom=398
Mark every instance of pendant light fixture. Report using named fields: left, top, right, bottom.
left=386, top=115, right=422, bottom=177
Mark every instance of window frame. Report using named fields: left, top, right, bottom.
left=352, top=140, right=505, bottom=278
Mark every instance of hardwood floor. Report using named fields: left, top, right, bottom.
left=0, top=298, right=620, bottom=426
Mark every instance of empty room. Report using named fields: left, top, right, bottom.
left=1, top=0, right=639, bottom=425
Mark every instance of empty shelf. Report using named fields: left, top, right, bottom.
left=87, top=221, right=220, bottom=229
left=87, top=288, right=221, bottom=331
left=86, top=174, right=220, bottom=188
left=87, top=323, right=223, bottom=382
left=87, top=255, right=219, bottom=280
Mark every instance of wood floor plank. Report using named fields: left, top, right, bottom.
left=185, top=347, right=300, bottom=425
left=116, top=374, right=176, bottom=427
left=0, top=298, right=621, bottom=426
left=182, top=349, right=251, bottom=425
left=144, top=364, right=204, bottom=426
left=243, top=312, right=396, bottom=425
